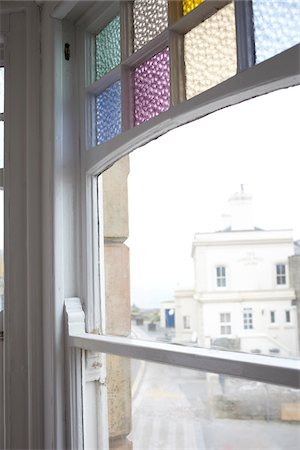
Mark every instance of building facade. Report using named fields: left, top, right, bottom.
left=163, top=191, right=299, bottom=357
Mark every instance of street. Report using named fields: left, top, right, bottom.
left=128, top=325, right=300, bottom=450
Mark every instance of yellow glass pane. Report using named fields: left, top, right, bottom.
left=184, top=2, right=237, bottom=99
left=183, top=0, right=205, bottom=16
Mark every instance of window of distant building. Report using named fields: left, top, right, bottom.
left=216, top=266, right=226, bottom=287
left=220, top=312, right=231, bottom=335
left=270, top=311, right=276, bottom=323
left=285, top=310, right=291, bottom=323
left=276, top=264, right=286, bottom=285
left=183, top=315, right=191, bottom=329
left=243, top=308, right=253, bottom=330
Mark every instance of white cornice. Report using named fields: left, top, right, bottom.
left=194, top=288, right=296, bottom=303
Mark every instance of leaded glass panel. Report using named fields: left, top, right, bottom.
left=95, top=16, right=121, bottom=80
left=252, top=0, right=300, bottom=64
left=183, top=0, right=205, bottom=16
left=184, top=2, right=237, bottom=99
left=133, top=0, right=168, bottom=52
left=96, top=81, right=121, bottom=144
left=134, top=48, right=170, bottom=125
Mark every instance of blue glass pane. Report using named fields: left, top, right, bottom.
left=252, top=0, right=300, bottom=64
left=96, top=81, right=121, bottom=145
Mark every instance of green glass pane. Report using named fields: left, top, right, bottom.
left=95, top=16, right=121, bottom=80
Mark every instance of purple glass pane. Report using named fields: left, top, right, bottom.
left=134, top=48, right=170, bottom=125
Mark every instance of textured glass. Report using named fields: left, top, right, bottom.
left=96, top=81, right=121, bottom=145
left=183, top=0, right=205, bottom=16
left=134, top=48, right=170, bottom=125
left=184, top=3, right=237, bottom=99
left=133, top=0, right=168, bottom=52
left=95, top=16, right=121, bottom=80
left=252, top=0, right=300, bottom=64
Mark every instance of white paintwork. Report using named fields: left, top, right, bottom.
left=2, top=4, right=43, bottom=449
left=174, top=194, right=299, bottom=357
left=65, top=297, right=300, bottom=389
left=0, top=1, right=299, bottom=448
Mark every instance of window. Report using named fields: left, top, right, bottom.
left=183, top=315, right=191, bottom=329
left=220, top=313, right=231, bottom=335
left=64, top=1, right=300, bottom=449
left=270, top=311, right=276, bottom=323
left=216, top=266, right=226, bottom=287
left=243, top=308, right=253, bottom=330
left=286, top=310, right=291, bottom=323
left=276, top=264, right=286, bottom=285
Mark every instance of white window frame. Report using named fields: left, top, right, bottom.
left=270, top=310, right=276, bottom=324
left=285, top=310, right=291, bottom=323
left=276, top=263, right=287, bottom=285
left=183, top=315, right=191, bottom=329
left=243, top=307, right=254, bottom=330
left=216, top=265, right=227, bottom=288
left=220, top=312, right=231, bottom=335
left=58, top=2, right=300, bottom=449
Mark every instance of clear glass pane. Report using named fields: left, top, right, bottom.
left=102, top=356, right=300, bottom=449
left=133, top=48, right=170, bottom=125
left=184, top=2, right=237, bottom=99
left=252, top=0, right=300, bottom=64
left=133, top=0, right=168, bottom=52
left=183, top=0, right=205, bottom=16
left=96, top=81, right=121, bottom=144
left=95, top=16, right=121, bottom=80
left=0, top=68, right=4, bottom=113
left=98, top=86, right=300, bottom=359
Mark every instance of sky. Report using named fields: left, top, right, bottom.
left=126, top=85, right=300, bottom=308
left=0, top=70, right=299, bottom=308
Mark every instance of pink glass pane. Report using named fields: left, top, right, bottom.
left=134, top=48, right=170, bottom=126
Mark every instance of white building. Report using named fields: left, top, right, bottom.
left=163, top=190, right=299, bottom=357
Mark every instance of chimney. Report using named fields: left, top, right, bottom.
left=228, top=187, right=254, bottom=231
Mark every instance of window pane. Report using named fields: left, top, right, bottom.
left=96, top=81, right=121, bottom=144
left=99, top=355, right=300, bottom=450
left=95, top=16, right=121, bottom=80
left=133, top=0, right=168, bottom=52
left=252, top=0, right=300, bottom=64
left=133, top=49, right=170, bottom=125
left=184, top=2, right=237, bottom=99
left=183, top=0, right=205, bottom=16
left=98, top=86, right=300, bottom=359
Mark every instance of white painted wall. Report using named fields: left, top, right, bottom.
left=173, top=197, right=298, bottom=356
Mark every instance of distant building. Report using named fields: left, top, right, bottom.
left=161, top=190, right=299, bottom=357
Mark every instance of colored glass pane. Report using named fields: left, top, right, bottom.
left=183, top=0, right=205, bottom=16
left=184, top=3, right=237, bottom=99
left=133, top=0, right=168, bottom=52
left=95, top=16, right=120, bottom=80
left=96, top=81, right=121, bottom=144
left=252, top=0, right=300, bottom=64
left=134, top=48, right=170, bottom=126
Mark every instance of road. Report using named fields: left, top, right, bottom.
left=128, top=325, right=300, bottom=450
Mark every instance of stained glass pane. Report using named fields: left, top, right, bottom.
left=184, top=3, right=237, bottom=99
left=133, top=0, right=168, bottom=52
left=183, top=0, right=205, bottom=16
left=134, top=48, right=170, bottom=126
left=252, top=0, right=300, bottom=64
left=95, top=16, right=121, bottom=80
left=96, top=81, right=121, bottom=145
